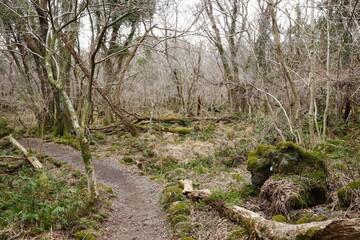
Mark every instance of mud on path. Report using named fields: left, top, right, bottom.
left=20, top=138, right=168, bottom=240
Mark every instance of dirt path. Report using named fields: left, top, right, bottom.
left=20, top=138, right=168, bottom=240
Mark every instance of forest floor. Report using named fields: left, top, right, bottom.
left=19, top=138, right=168, bottom=240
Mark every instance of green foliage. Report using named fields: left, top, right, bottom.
left=0, top=165, right=93, bottom=234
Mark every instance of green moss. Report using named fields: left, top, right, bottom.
left=295, top=213, right=313, bottom=224
left=227, top=227, right=248, bottom=240
left=174, top=221, right=192, bottom=237
left=296, top=227, right=321, bottom=240
left=272, top=215, right=288, bottom=223
left=171, top=214, right=190, bottom=226
left=74, top=229, right=97, bottom=240
left=181, top=237, right=196, bottom=240
left=0, top=117, right=13, bottom=138
left=231, top=174, right=245, bottom=182
left=247, top=142, right=327, bottom=189
left=122, top=156, right=135, bottom=164
left=78, top=219, right=98, bottom=229
left=169, top=201, right=191, bottom=218
left=337, top=179, right=360, bottom=207
left=160, top=187, right=185, bottom=209
left=91, top=214, right=105, bottom=223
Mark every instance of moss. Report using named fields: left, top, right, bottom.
left=227, top=227, right=248, bottom=240
left=78, top=219, right=98, bottom=229
left=247, top=142, right=327, bottom=189
left=91, top=214, right=105, bottom=223
left=231, top=174, right=245, bottom=182
left=74, top=229, right=97, bottom=240
left=160, top=187, right=185, bottom=209
left=174, top=221, right=192, bottom=237
left=122, top=156, right=135, bottom=164
left=295, top=213, right=313, bottom=224
left=0, top=117, right=13, bottom=138
left=181, top=237, right=196, bottom=240
left=169, top=201, right=191, bottom=218
left=272, top=215, right=288, bottom=223
left=296, top=227, right=321, bottom=240
left=171, top=214, right=190, bottom=226
left=337, top=179, right=360, bottom=207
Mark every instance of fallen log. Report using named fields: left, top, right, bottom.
left=8, top=136, right=43, bottom=169
left=134, top=116, right=239, bottom=124
left=179, top=179, right=360, bottom=240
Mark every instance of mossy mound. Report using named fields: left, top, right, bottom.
left=173, top=221, right=192, bottom=237
left=171, top=214, right=190, bottom=226
left=0, top=117, right=13, bottom=138
left=247, top=142, right=326, bottom=187
left=74, top=229, right=97, bottom=240
left=169, top=201, right=191, bottom=218
left=160, top=186, right=185, bottom=209
left=337, top=179, right=360, bottom=207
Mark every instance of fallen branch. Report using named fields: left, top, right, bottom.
left=134, top=116, right=239, bottom=124
left=179, top=179, right=360, bottom=240
left=8, top=136, right=43, bottom=169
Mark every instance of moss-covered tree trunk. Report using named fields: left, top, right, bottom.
left=45, top=34, right=98, bottom=200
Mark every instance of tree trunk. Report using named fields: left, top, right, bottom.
left=179, top=180, right=360, bottom=240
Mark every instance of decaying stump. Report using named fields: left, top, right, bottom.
left=179, top=179, right=360, bottom=240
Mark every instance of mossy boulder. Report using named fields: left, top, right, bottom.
left=0, top=117, right=13, bottom=138
left=247, top=142, right=327, bottom=187
left=337, top=179, right=360, bottom=207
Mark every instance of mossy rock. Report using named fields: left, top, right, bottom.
left=247, top=142, right=327, bottom=187
left=227, top=227, right=248, bottom=240
left=171, top=214, right=190, bottom=226
left=173, top=221, right=192, bottom=236
left=0, top=117, right=13, bottom=138
left=74, top=229, right=97, bottom=240
left=169, top=201, right=191, bottom=218
left=160, top=186, right=185, bottom=209
left=272, top=215, right=289, bottom=223
left=337, top=179, right=360, bottom=207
